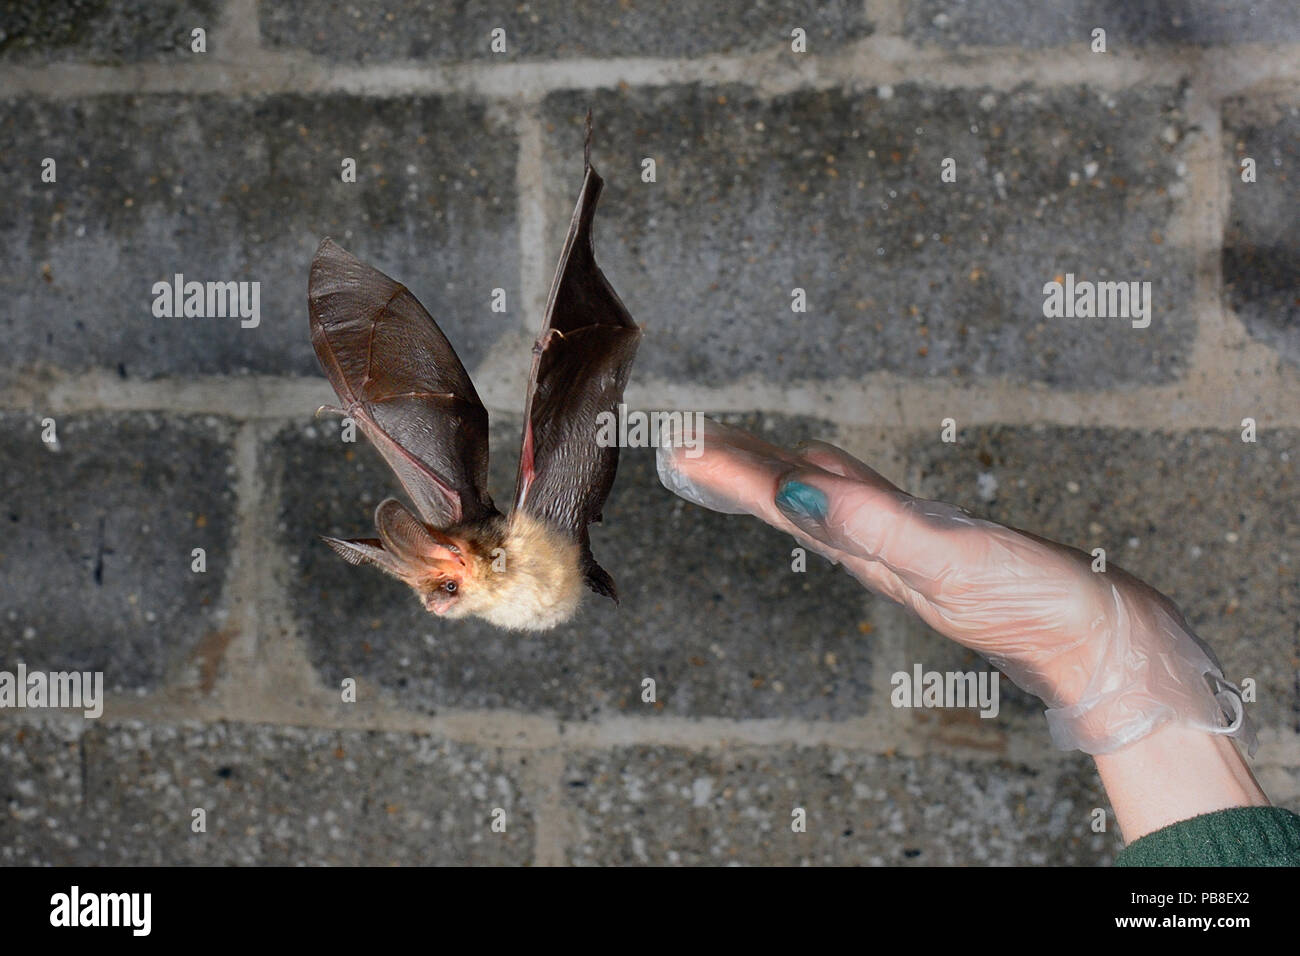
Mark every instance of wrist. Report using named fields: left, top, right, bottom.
left=1095, top=720, right=1268, bottom=842
left=1026, top=580, right=1254, bottom=756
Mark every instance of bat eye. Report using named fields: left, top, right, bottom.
left=443, top=580, right=458, bottom=594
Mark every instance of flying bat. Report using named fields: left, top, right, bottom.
left=307, top=129, right=641, bottom=631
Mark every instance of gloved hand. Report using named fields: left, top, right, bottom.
left=658, top=417, right=1255, bottom=756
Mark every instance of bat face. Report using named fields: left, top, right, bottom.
left=308, top=120, right=640, bottom=631
left=406, top=541, right=480, bottom=620
left=404, top=538, right=470, bottom=617
left=320, top=499, right=474, bottom=614
left=324, top=505, right=584, bottom=631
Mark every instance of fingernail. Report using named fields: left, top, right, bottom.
left=775, top=480, right=827, bottom=521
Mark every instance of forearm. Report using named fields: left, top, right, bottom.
left=1094, top=721, right=1269, bottom=843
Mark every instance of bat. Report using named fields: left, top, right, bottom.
left=307, top=121, right=641, bottom=631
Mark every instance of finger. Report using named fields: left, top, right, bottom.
left=657, top=416, right=807, bottom=519
left=774, top=467, right=987, bottom=586
left=656, top=417, right=879, bottom=575
left=657, top=418, right=942, bottom=610
left=794, top=439, right=900, bottom=491
left=777, top=439, right=928, bottom=600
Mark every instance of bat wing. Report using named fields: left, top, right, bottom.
left=512, top=152, right=642, bottom=601
left=309, top=239, right=498, bottom=529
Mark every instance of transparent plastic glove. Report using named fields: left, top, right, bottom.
left=657, top=417, right=1255, bottom=757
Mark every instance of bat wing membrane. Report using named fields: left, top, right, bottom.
left=513, top=160, right=641, bottom=600
left=309, top=239, right=498, bottom=529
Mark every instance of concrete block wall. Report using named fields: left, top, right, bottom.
left=0, top=1, right=1296, bottom=865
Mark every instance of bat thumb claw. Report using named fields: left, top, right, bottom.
left=314, top=404, right=345, bottom=419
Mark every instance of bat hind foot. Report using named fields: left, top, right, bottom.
left=583, top=561, right=619, bottom=604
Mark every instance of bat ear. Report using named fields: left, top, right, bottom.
left=374, top=499, right=465, bottom=566
left=320, top=536, right=406, bottom=578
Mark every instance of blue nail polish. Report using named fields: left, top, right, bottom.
left=775, top=480, right=827, bottom=521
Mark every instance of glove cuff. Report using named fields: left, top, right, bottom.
left=1043, top=666, right=1256, bottom=756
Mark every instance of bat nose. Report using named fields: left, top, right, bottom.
left=422, top=591, right=455, bottom=616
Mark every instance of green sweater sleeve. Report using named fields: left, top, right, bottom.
left=1115, top=806, right=1300, bottom=866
